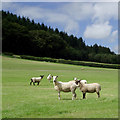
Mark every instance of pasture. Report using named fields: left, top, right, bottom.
left=2, top=56, right=118, bottom=118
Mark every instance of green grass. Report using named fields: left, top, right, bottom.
left=2, top=56, right=118, bottom=118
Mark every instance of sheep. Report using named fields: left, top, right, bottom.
left=74, top=77, right=87, bottom=84
left=47, top=74, right=53, bottom=83
left=53, top=76, right=80, bottom=100
left=76, top=80, right=101, bottom=99
left=30, top=75, right=44, bottom=85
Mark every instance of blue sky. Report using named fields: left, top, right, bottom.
left=2, top=2, right=118, bottom=54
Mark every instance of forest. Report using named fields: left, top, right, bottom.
left=2, top=10, right=119, bottom=64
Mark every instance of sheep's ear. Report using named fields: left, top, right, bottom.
left=79, top=80, right=82, bottom=82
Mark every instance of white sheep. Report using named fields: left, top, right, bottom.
left=47, top=74, right=53, bottom=83
left=30, top=75, right=44, bottom=85
left=53, top=76, right=80, bottom=100
left=76, top=80, right=101, bottom=99
left=74, top=77, right=87, bottom=84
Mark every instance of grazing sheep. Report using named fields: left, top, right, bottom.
left=74, top=77, right=87, bottom=84
left=53, top=76, right=80, bottom=100
left=47, top=74, right=53, bottom=83
left=30, top=75, right=44, bottom=85
left=76, top=80, right=101, bottom=99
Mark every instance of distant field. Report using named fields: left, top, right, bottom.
left=2, top=56, right=118, bottom=118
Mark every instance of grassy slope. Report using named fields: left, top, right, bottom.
left=2, top=56, right=118, bottom=118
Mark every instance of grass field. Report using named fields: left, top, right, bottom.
left=2, top=56, right=118, bottom=118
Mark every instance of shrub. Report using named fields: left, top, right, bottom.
left=4, top=53, right=120, bottom=69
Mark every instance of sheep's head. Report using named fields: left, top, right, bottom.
left=80, top=80, right=87, bottom=84
left=53, top=76, right=58, bottom=82
left=75, top=80, right=81, bottom=87
left=47, top=74, right=53, bottom=80
left=40, top=75, right=44, bottom=79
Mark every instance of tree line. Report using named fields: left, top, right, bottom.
left=2, top=10, right=119, bottom=64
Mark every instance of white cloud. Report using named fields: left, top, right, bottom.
left=112, top=45, right=119, bottom=54
left=92, top=3, right=118, bottom=23
left=83, top=2, right=118, bottom=41
left=17, top=6, right=50, bottom=20
left=64, top=20, right=79, bottom=36
left=84, top=21, right=112, bottom=39
left=60, top=3, right=94, bottom=21
left=110, top=30, right=118, bottom=43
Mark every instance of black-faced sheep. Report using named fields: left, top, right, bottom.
left=53, top=76, right=80, bottom=100
left=30, top=75, right=44, bottom=85
left=76, top=80, right=101, bottom=99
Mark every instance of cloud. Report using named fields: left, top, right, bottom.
left=92, top=3, right=118, bottom=23
left=83, top=2, right=118, bottom=42
left=110, top=30, right=118, bottom=43
left=64, top=20, right=79, bottom=36
left=2, top=2, right=22, bottom=12
left=60, top=3, right=94, bottom=21
left=84, top=21, right=112, bottom=39
left=112, top=45, right=119, bottom=54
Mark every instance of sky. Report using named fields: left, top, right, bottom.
left=2, top=1, right=119, bottom=54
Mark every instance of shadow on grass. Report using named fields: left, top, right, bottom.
left=61, top=98, right=80, bottom=100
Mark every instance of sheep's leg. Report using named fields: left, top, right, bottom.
left=58, top=91, right=61, bottom=100
left=72, top=90, right=76, bottom=100
left=37, top=82, right=39, bottom=85
left=97, top=92, right=100, bottom=98
left=30, top=79, right=33, bottom=85
left=30, top=81, right=32, bottom=85
left=33, top=82, right=35, bottom=86
left=83, top=92, right=86, bottom=99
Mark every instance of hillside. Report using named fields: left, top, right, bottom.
left=2, top=10, right=119, bottom=64
left=2, top=56, right=118, bottom=118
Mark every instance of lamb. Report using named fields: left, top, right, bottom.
left=53, top=76, right=80, bottom=100
left=47, top=74, right=53, bottom=83
left=74, top=77, right=87, bottom=84
left=30, top=75, right=44, bottom=85
left=76, top=80, right=101, bottom=99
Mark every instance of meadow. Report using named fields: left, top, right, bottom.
left=2, top=56, right=118, bottom=118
